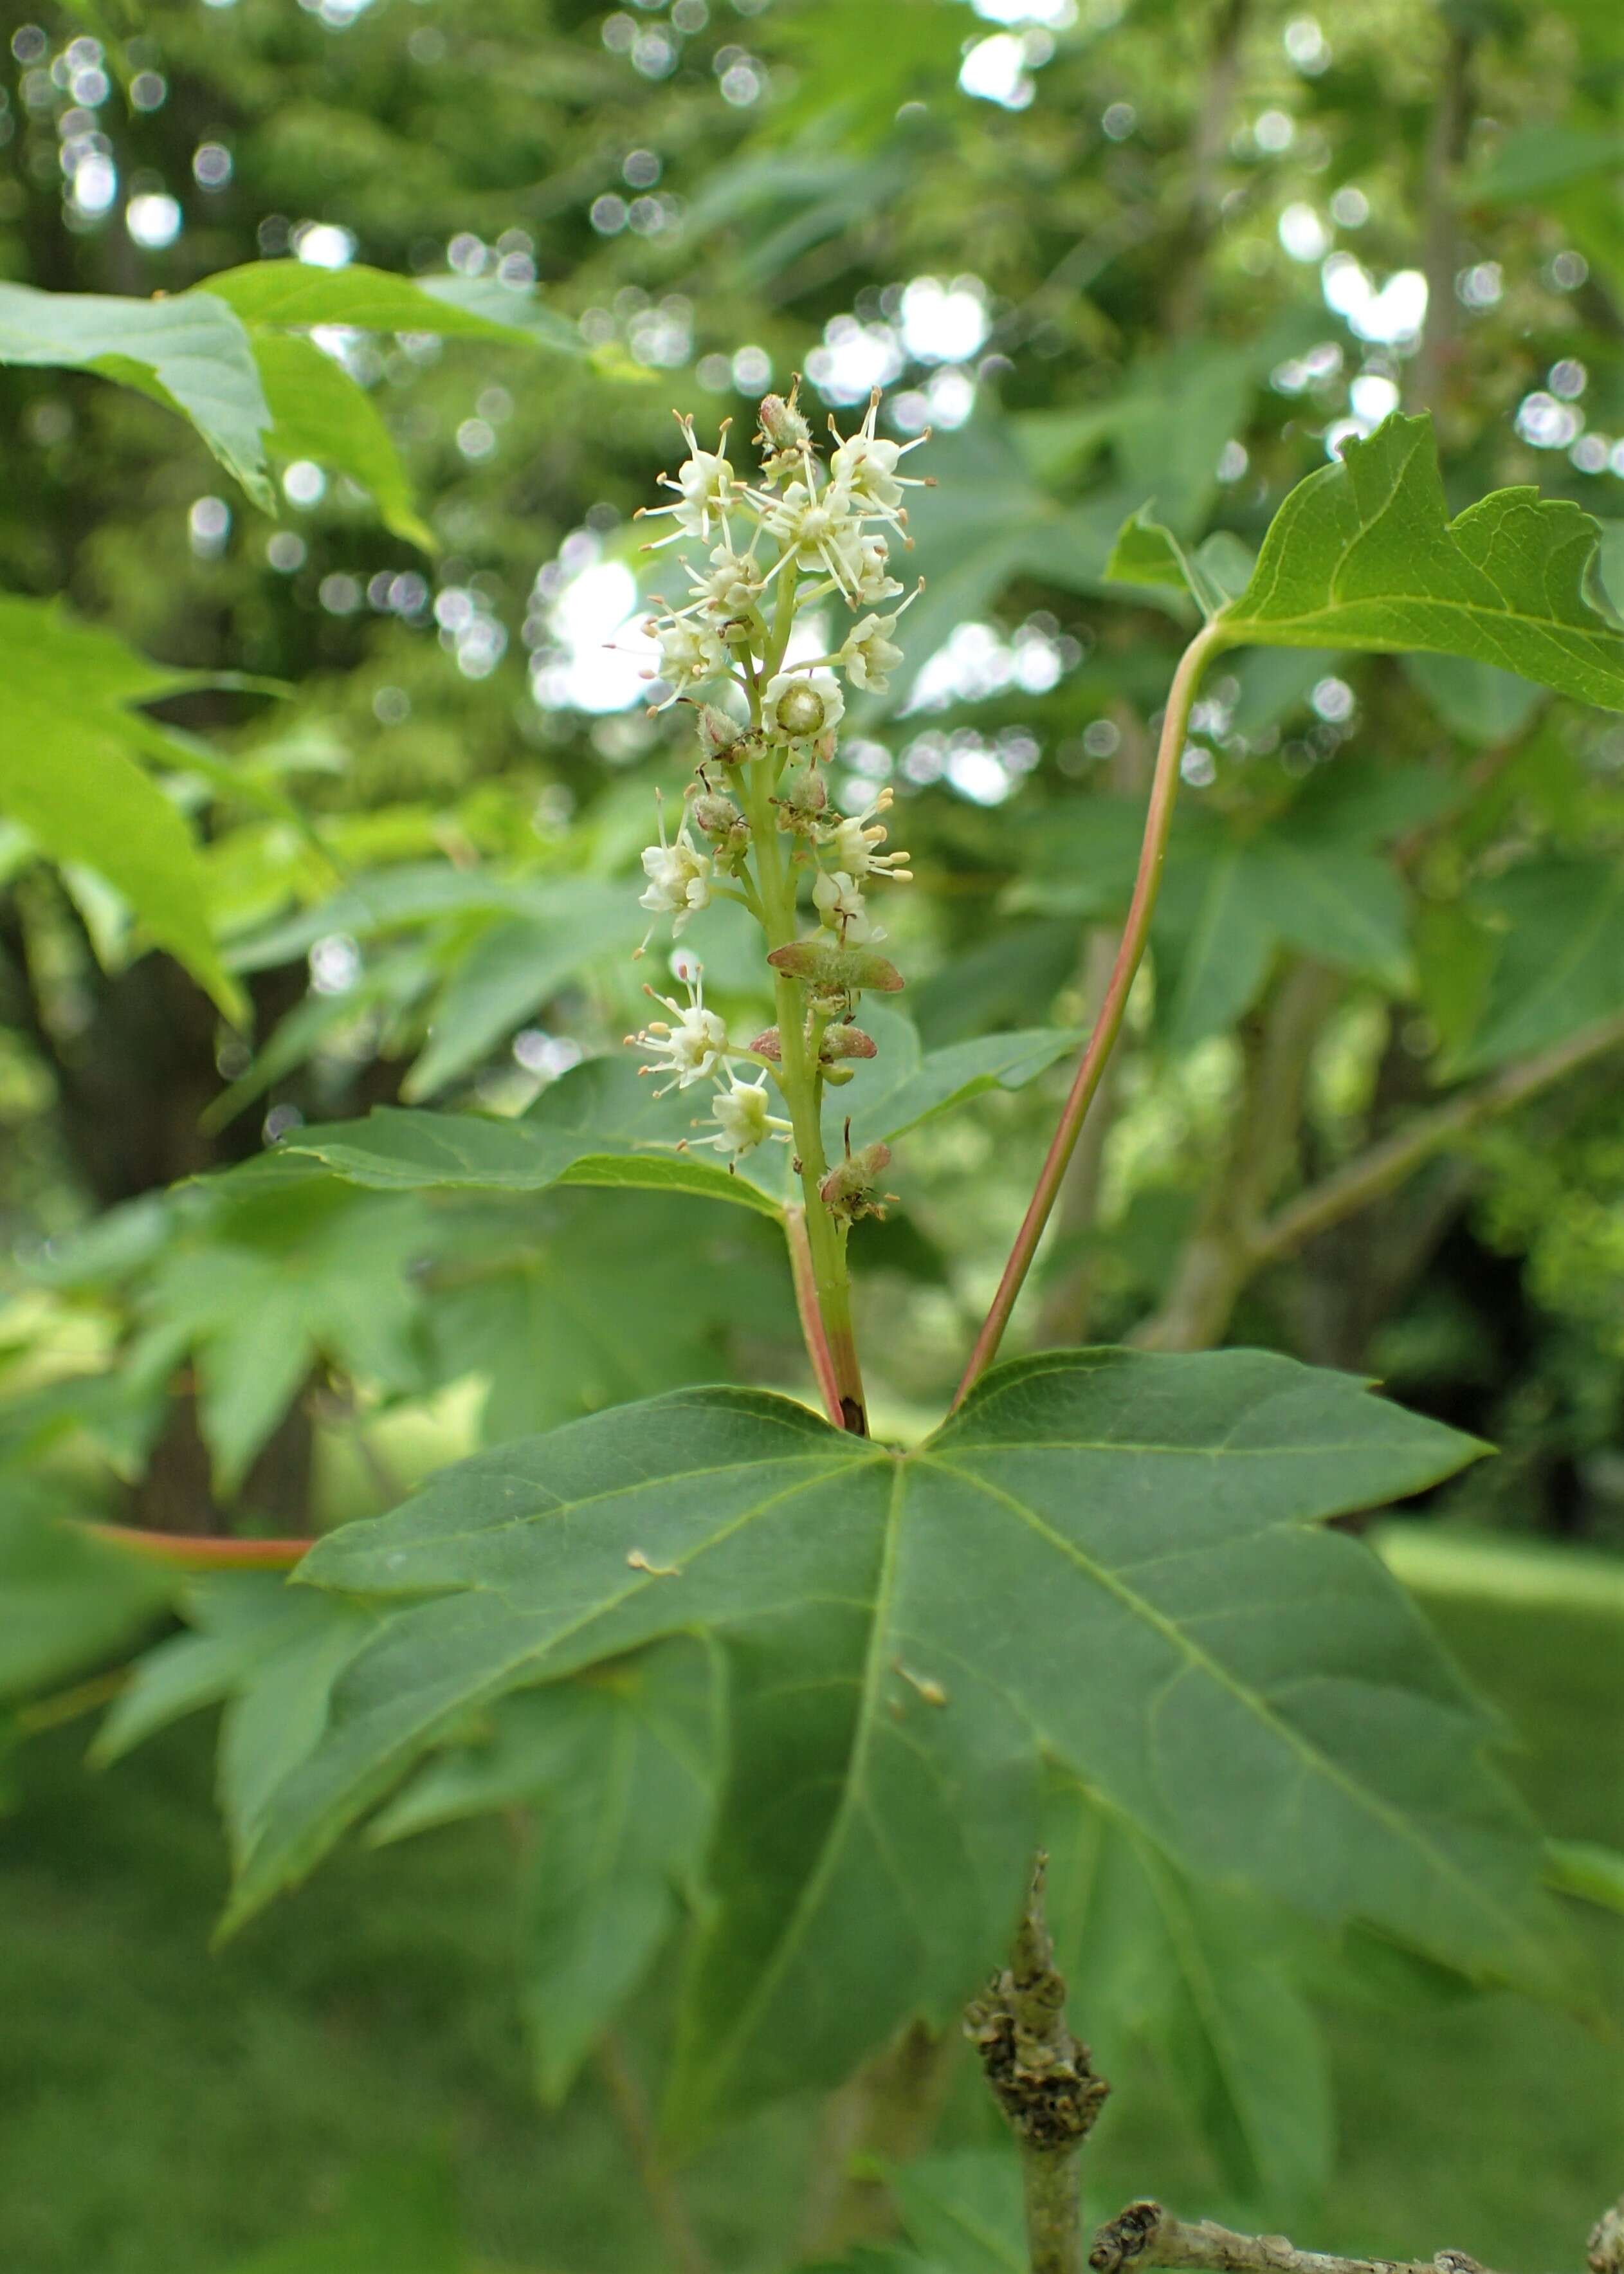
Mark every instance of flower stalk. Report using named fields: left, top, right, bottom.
left=627, top=385, right=927, bottom=1433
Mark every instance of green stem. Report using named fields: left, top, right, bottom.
left=954, top=623, right=1224, bottom=1407
left=743, top=751, right=868, bottom=1431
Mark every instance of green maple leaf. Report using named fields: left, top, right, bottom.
left=1221, top=414, right=1624, bottom=704
left=93, top=1575, right=380, bottom=1871
left=0, top=596, right=250, bottom=1019
left=0, top=282, right=274, bottom=506
left=1111, top=414, right=1624, bottom=710
left=1450, top=856, right=1624, bottom=1074
left=422, top=1192, right=790, bottom=1439
left=1045, top=1775, right=1330, bottom=2214
left=372, top=1639, right=716, bottom=2104
left=215, top=1349, right=1566, bottom=2134
left=0, top=1485, right=176, bottom=1705
left=275, top=1022, right=1078, bottom=1222
left=277, top=1055, right=791, bottom=1222
left=134, top=1178, right=435, bottom=1493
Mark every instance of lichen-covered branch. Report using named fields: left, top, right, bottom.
left=1090, top=2203, right=1500, bottom=2274
left=966, top=1857, right=1109, bottom=2274
left=1589, top=2198, right=1624, bottom=2274
left=1091, top=2194, right=1624, bottom=2274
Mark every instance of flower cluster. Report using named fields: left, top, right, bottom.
left=625, top=383, right=929, bottom=1168
left=627, top=964, right=793, bottom=1161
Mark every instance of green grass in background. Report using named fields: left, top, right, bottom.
left=1, top=1542, right=1619, bottom=2274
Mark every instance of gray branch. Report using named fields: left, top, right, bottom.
left=1092, top=2196, right=1624, bottom=2274
left=1252, top=1010, right=1624, bottom=1268
left=1090, top=2203, right=1499, bottom=2274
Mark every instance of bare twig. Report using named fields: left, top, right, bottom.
left=1163, top=0, right=1252, bottom=337
left=1090, top=2203, right=1500, bottom=2274
left=1252, top=1009, right=1624, bottom=1268
left=799, top=2022, right=962, bottom=2257
left=596, top=2030, right=711, bottom=2274
left=86, top=1523, right=308, bottom=1571
left=1135, top=960, right=1340, bottom=1353
left=967, top=1858, right=1109, bottom=2274
left=1412, top=19, right=1477, bottom=416
left=1035, top=924, right=1127, bottom=1346
left=1135, top=1007, right=1624, bottom=1353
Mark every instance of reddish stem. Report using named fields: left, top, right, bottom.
left=954, top=625, right=1223, bottom=1407
left=86, top=1524, right=310, bottom=1572
left=785, top=1205, right=847, bottom=1429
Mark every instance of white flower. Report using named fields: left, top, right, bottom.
left=826, top=786, right=912, bottom=881
left=837, top=611, right=905, bottom=693
left=813, top=867, right=886, bottom=944
left=762, top=670, right=845, bottom=742
left=653, top=619, right=728, bottom=701
left=830, top=526, right=904, bottom=607
left=629, top=967, right=732, bottom=1095
left=830, top=430, right=903, bottom=506
left=640, top=412, right=737, bottom=544
left=689, top=544, right=766, bottom=620
left=758, top=479, right=857, bottom=587
left=699, top=1072, right=792, bottom=1158
left=829, top=394, right=930, bottom=524
left=639, top=802, right=713, bottom=936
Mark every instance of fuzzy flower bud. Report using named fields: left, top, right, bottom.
left=757, top=388, right=812, bottom=457
left=695, top=702, right=749, bottom=762
left=819, top=1024, right=877, bottom=1062
left=691, top=789, right=742, bottom=833
left=819, top=1139, right=894, bottom=1223
left=1589, top=2204, right=1624, bottom=2274
left=774, top=760, right=828, bottom=836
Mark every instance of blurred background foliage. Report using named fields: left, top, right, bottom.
left=0, top=0, right=1622, bottom=2268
